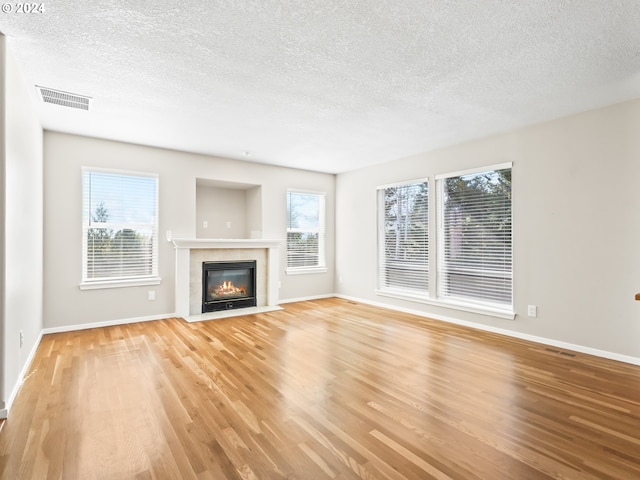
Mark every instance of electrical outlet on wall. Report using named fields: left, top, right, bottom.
left=19, top=330, right=24, bottom=348
left=148, top=290, right=156, bottom=301
left=527, top=305, right=537, bottom=317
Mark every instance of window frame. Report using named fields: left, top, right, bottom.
left=80, top=167, right=161, bottom=290
left=436, top=162, right=513, bottom=315
left=286, top=189, right=327, bottom=275
left=376, top=178, right=430, bottom=299
left=375, top=163, right=514, bottom=319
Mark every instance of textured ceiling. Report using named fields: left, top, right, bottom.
left=2, top=1, right=640, bottom=173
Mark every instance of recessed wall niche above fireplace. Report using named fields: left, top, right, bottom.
left=202, top=260, right=257, bottom=312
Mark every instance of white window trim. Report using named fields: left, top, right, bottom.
left=376, top=178, right=430, bottom=298
left=79, top=276, right=162, bottom=290
left=81, top=167, right=160, bottom=290
left=286, top=266, right=328, bottom=275
left=377, top=177, right=430, bottom=190
left=375, top=163, right=514, bottom=318
left=434, top=162, right=513, bottom=180
left=436, top=162, right=513, bottom=312
left=286, top=189, right=327, bottom=275
left=375, top=289, right=515, bottom=320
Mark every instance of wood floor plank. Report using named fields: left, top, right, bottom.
left=1, top=298, right=639, bottom=479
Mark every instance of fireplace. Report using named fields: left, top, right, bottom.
left=172, top=239, right=281, bottom=320
left=202, top=260, right=257, bottom=312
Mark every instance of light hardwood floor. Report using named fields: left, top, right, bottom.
left=1, top=298, right=639, bottom=479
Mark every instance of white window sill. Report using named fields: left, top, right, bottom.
left=79, top=276, right=162, bottom=290
left=286, top=266, right=328, bottom=275
left=375, top=289, right=515, bottom=320
left=375, top=288, right=429, bottom=303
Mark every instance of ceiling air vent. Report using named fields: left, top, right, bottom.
left=37, top=86, right=91, bottom=111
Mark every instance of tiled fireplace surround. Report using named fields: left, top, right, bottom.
left=172, top=239, right=282, bottom=322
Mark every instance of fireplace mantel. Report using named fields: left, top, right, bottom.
left=172, top=238, right=283, bottom=250
left=172, top=238, right=283, bottom=320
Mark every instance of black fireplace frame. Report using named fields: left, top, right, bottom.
left=202, top=260, right=257, bottom=313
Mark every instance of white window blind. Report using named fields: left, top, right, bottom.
left=437, top=165, right=512, bottom=309
left=287, top=191, right=326, bottom=271
left=378, top=180, right=429, bottom=296
left=82, top=169, right=159, bottom=284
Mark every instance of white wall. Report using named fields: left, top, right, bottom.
left=336, top=99, right=640, bottom=360
left=0, top=36, right=44, bottom=412
left=43, top=132, right=335, bottom=329
left=245, top=186, right=262, bottom=237
left=196, top=185, right=248, bottom=238
left=0, top=35, right=5, bottom=409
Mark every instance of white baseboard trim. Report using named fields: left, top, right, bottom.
left=2, top=330, right=44, bottom=419
left=279, top=294, right=335, bottom=304
left=42, top=313, right=177, bottom=335
left=335, top=294, right=640, bottom=367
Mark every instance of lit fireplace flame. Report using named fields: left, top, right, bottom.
left=212, top=280, right=246, bottom=297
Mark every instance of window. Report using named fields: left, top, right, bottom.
left=81, top=168, right=159, bottom=288
left=376, top=163, right=513, bottom=317
left=437, top=164, right=512, bottom=310
left=377, top=180, right=429, bottom=297
left=286, top=190, right=326, bottom=273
